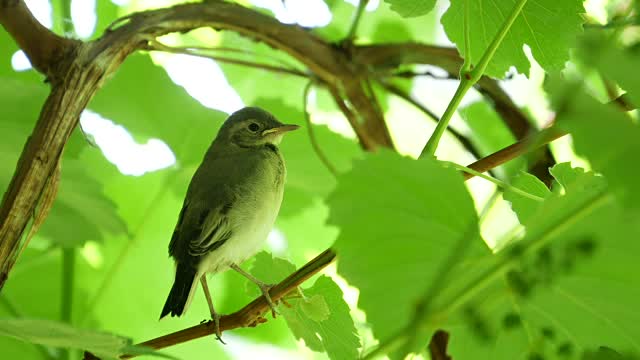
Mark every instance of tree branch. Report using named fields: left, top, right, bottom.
left=0, top=0, right=77, bottom=78
left=464, top=127, right=566, bottom=180
left=81, top=249, right=337, bottom=359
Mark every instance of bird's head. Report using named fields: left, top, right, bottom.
left=217, top=107, right=299, bottom=148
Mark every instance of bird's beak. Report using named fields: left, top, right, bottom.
left=262, top=124, right=300, bottom=136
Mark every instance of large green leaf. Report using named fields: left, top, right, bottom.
left=328, top=151, right=489, bottom=349
left=503, top=171, right=551, bottom=224
left=448, top=165, right=640, bottom=359
left=442, top=0, right=584, bottom=77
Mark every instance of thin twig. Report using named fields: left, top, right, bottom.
left=148, top=43, right=301, bottom=70
left=303, top=81, right=338, bottom=177
left=327, top=85, right=376, bottom=150
left=145, top=39, right=309, bottom=78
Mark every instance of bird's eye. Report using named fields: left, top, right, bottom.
left=248, top=123, right=260, bottom=132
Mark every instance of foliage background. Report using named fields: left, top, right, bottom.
left=0, top=0, right=639, bottom=359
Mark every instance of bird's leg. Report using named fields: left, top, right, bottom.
left=200, top=276, right=225, bottom=344
left=230, top=263, right=278, bottom=318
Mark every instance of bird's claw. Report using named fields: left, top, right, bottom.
left=211, top=313, right=226, bottom=344
left=258, top=283, right=279, bottom=318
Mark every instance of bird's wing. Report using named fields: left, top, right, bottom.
left=168, top=150, right=262, bottom=262
left=168, top=189, right=236, bottom=261
left=188, top=201, right=234, bottom=257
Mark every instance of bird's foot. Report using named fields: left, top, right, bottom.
left=257, top=283, right=279, bottom=318
left=210, top=312, right=225, bottom=344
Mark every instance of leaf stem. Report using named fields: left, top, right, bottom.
left=421, top=0, right=529, bottom=157
left=345, top=0, right=369, bottom=41
left=450, top=162, right=545, bottom=202
left=460, top=0, right=471, bottom=75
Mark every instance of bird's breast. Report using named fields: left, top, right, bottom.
left=198, top=151, right=285, bottom=273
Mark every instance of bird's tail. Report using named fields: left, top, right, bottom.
left=160, top=264, right=198, bottom=319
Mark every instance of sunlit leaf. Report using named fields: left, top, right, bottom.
left=503, top=171, right=550, bottom=224
left=329, top=151, right=489, bottom=351
left=442, top=0, right=584, bottom=77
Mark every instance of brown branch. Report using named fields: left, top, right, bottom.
left=0, top=0, right=77, bottom=78
left=327, top=85, right=377, bottom=151
left=81, top=249, right=337, bottom=359
left=464, top=127, right=567, bottom=180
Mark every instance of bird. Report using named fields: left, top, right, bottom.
left=159, top=107, right=299, bottom=340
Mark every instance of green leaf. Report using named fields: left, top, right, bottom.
left=441, top=0, right=584, bottom=77
left=0, top=318, right=143, bottom=359
left=247, top=251, right=296, bottom=297
left=249, top=253, right=359, bottom=359
left=281, top=276, right=360, bottom=360
left=299, top=294, right=330, bottom=322
left=459, top=101, right=525, bottom=177
left=450, top=165, right=640, bottom=359
left=503, top=171, right=551, bottom=224
left=328, top=151, right=489, bottom=347
left=550, top=81, right=640, bottom=210
left=88, top=54, right=226, bottom=167
left=384, top=0, right=437, bottom=18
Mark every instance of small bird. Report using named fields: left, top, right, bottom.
left=160, top=107, right=299, bottom=340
